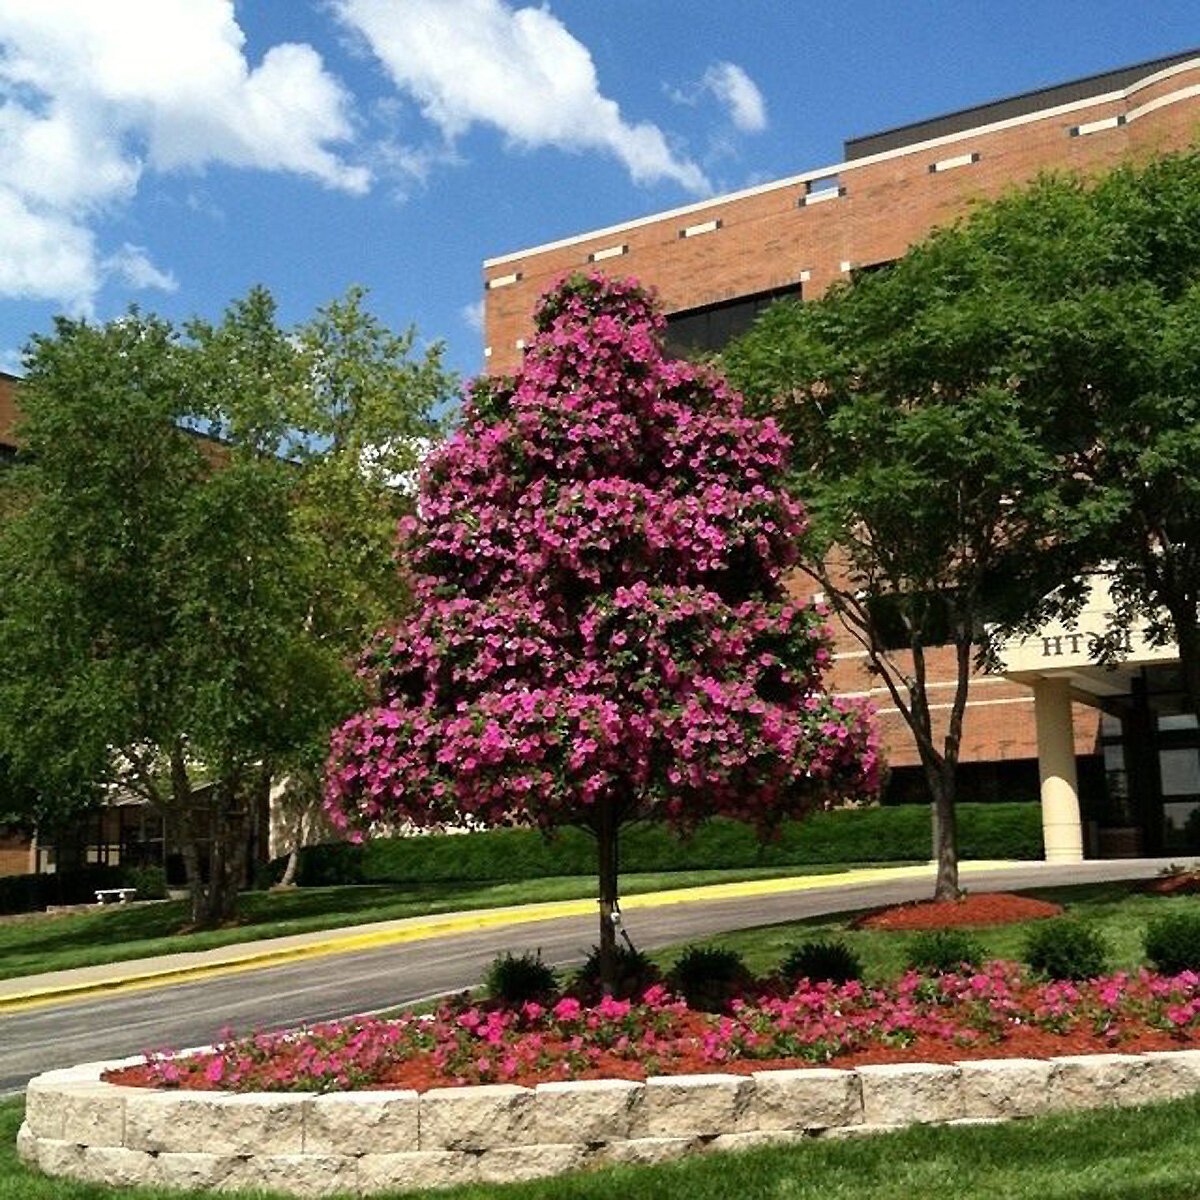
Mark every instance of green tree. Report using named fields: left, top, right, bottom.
left=724, top=223, right=1072, bottom=899
left=0, top=288, right=453, bottom=925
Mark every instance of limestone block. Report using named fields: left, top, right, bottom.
left=858, top=1063, right=963, bottom=1125
left=1048, top=1054, right=1150, bottom=1110
left=306, top=1090, right=418, bottom=1154
left=419, top=1085, right=536, bottom=1151
left=58, top=1082, right=132, bottom=1146
left=75, top=1146, right=156, bottom=1189
left=593, top=1136, right=699, bottom=1166
left=475, top=1143, right=589, bottom=1185
left=703, top=1130, right=810, bottom=1154
left=358, top=1150, right=479, bottom=1193
left=535, top=1079, right=644, bottom=1144
left=125, top=1091, right=309, bottom=1154
left=1137, top=1050, right=1200, bottom=1101
left=15, top=1122, right=37, bottom=1166
left=753, top=1068, right=862, bottom=1131
left=957, top=1058, right=1056, bottom=1119
left=639, top=1074, right=754, bottom=1138
left=155, top=1152, right=244, bottom=1191
left=236, top=1154, right=358, bottom=1199
left=33, top=1137, right=84, bottom=1177
left=21, top=1082, right=62, bottom=1140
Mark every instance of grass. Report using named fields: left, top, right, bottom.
left=9, top=1092, right=1200, bottom=1199
left=648, top=881, right=1188, bottom=980
left=0, top=862, right=894, bottom=981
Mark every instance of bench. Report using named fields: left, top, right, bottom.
left=94, top=887, right=137, bottom=905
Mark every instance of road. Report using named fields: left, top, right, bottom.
left=0, top=858, right=1181, bottom=1093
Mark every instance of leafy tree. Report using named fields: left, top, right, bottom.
left=724, top=220, right=1073, bottom=898
left=325, top=274, right=878, bottom=988
left=0, top=288, right=453, bottom=925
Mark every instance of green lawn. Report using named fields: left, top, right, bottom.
left=0, top=863, right=885, bottom=981
left=648, top=882, right=1189, bottom=980
left=8, top=1092, right=1200, bottom=1200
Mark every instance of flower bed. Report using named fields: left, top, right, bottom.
left=855, top=891, right=1064, bottom=930
left=103, top=964, right=1200, bottom=1095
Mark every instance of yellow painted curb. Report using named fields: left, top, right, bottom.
left=0, top=860, right=1018, bottom=1014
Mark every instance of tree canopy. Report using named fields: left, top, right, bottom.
left=326, top=274, right=878, bottom=985
left=0, top=286, right=454, bottom=924
left=725, top=148, right=1200, bottom=893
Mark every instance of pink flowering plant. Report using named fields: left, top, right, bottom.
left=325, top=273, right=879, bottom=985
left=133, top=965, right=1200, bottom=1094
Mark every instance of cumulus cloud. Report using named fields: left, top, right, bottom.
left=333, top=0, right=709, bottom=194
left=460, top=299, right=485, bottom=332
left=0, top=0, right=366, bottom=310
left=702, top=63, right=767, bottom=133
left=668, top=61, right=768, bottom=134
left=101, top=244, right=179, bottom=293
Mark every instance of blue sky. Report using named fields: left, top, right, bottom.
left=0, top=1, right=1196, bottom=384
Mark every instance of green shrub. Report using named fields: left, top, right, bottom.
left=1144, top=911, right=1200, bottom=975
left=572, top=944, right=662, bottom=1003
left=779, top=939, right=862, bottom=987
left=277, top=803, right=1043, bottom=888
left=667, top=945, right=753, bottom=1012
left=485, top=951, right=558, bottom=1006
left=119, top=865, right=167, bottom=901
left=905, top=929, right=985, bottom=975
left=1024, top=919, right=1109, bottom=980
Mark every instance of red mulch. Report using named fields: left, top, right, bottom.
left=854, top=891, right=1064, bottom=930
left=1141, top=872, right=1200, bottom=896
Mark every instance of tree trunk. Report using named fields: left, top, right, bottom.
left=1169, top=602, right=1200, bottom=730
left=279, top=845, right=301, bottom=888
left=596, top=801, right=620, bottom=995
left=930, top=761, right=960, bottom=899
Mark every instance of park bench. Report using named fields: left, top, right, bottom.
left=94, top=887, right=137, bottom=905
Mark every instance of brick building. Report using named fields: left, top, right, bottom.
left=482, top=50, right=1200, bottom=858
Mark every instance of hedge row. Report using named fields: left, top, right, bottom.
left=287, top=802, right=1043, bottom=888
left=0, top=862, right=169, bottom=916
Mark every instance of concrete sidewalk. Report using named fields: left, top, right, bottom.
left=0, top=858, right=1105, bottom=1012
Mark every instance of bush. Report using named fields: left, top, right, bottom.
left=666, top=945, right=753, bottom=1013
left=905, top=929, right=985, bottom=975
left=0, top=864, right=131, bottom=915
left=1024, top=919, right=1109, bottom=980
left=278, top=803, right=1043, bottom=887
left=485, top=950, right=559, bottom=1006
left=572, top=944, right=662, bottom=1003
left=1144, top=910, right=1200, bottom=975
left=779, top=939, right=862, bottom=987
left=120, top=865, right=167, bottom=901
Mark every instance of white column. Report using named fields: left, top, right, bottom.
left=1034, top=677, right=1084, bottom=862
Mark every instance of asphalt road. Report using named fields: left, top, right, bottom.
left=0, top=858, right=1184, bottom=1094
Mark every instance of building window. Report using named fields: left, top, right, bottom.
left=664, top=283, right=802, bottom=357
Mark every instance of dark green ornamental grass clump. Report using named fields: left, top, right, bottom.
left=779, top=939, right=863, bottom=987
left=904, top=929, right=985, bottom=975
left=485, top=950, right=559, bottom=1005
left=666, top=945, right=753, bottom=1013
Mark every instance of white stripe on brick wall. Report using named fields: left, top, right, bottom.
left=1073, top=114, right=1124, bottom=136
left=486, top=271, right=521, bottom=289
left=588, top=244, right=628, bottom=262
left=931, top=151, right=980, bottom=172
left=681, top=218, right=721, bottom=238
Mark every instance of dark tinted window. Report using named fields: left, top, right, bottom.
left=665, top=283, right=802, bottom=357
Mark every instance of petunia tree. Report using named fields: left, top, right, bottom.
left=326, top=274, right=878, bottom=988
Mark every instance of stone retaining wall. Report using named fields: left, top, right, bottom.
left=19, top=1051, right=1200, bottom=1196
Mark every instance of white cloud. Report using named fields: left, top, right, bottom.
left=102, top=244, right=179, bottom=293
left=667, top=62, right=768, bottom=135
left=0, top=0, right=367, bottom=310
left=333, top=0, right=709, bottom=194
left=460, top=299, right=485, bottom=332
left=702, top=63, right=767, bottom=133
